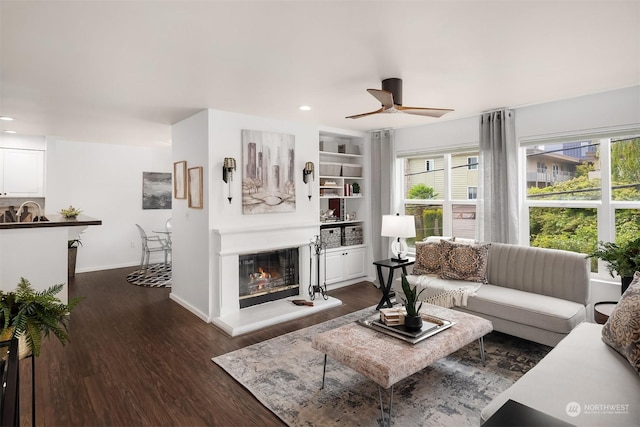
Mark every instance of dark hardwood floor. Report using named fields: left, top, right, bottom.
left=22, top=267, right=381, bottom=426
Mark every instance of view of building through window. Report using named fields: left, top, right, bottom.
left=525, top=135, right=640, bottom=274
left=402, top=151, right=479, bottom=245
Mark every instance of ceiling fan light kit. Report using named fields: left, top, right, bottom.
left=346, top=78, right=453, bottom=119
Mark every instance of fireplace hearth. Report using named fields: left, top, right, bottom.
left=239, top=247, right=299, bottom=308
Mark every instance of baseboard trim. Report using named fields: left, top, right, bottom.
left=169, top=293, right=209, bottom=322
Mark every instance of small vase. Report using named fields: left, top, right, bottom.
left=621, top=276, right=633, bottom=294
left=404, top=315, right=423, bottom=332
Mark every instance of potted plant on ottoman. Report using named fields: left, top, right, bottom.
left=587, top=237, right=640, bottom=294
left=401, top=273, right=425, bottom=332
left=0, top=277, right=83, bottom=358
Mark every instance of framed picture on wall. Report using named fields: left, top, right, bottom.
left=142, top=172, right=172, bottom=209
left=173, top=160, right=187, bottom=199
left=188, top=166, right=203, bottom=209
left=241, top=129, right=296, bottom=214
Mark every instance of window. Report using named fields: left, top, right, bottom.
left=402, top=150, right=478, bottom=245
left=467, top=156, right=478, bottom=170
left=467, top=186, right=477, bottom=200
left=523, top=134, right=640, bottom=277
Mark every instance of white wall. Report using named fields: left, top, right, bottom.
left=170, top=110, right=210, bottom=319
left=0, top=133, right=46, bottom=150
left=516, top=86, right=640, bottom=141
left=394, top=116, right=479, bottom=154
left=208, top=109, right=320, bottom=231
left=46, top=138, right=172, bottom=272
left=171, top=108, right=336, bottom=320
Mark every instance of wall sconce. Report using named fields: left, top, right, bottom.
left=222, top=157, right=237, bottom=204
left=303, top=161, right=315, bottom=200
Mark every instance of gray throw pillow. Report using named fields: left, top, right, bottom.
left=601, top=271, right=640, bottom=375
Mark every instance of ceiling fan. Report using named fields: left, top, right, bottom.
left=346, top=78, right=454, bottom=119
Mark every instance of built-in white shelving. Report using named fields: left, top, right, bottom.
left=318, top=132, right=368, bottom=286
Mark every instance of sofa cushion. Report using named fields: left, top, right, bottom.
left=485, top=243, right=590, bottom=306
left=481, top=322, right=640, bottom=426
left=602, top=271, right=640, bottom=374
left=412, top=241, right=443, bottom=275
left=465, top=284, right=585, bottom=334
left=439, top=239, right=490, bottom=283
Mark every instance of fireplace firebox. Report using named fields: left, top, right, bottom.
left=238, top=247, right=299, bottom=308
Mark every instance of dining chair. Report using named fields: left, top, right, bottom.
left=135, top=224, right=171, bottom=274
left=164, top=218, right=172, bottom=247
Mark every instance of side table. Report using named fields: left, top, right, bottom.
left=594, top=301, right=618, bottom=324
left=373, top=257, right=415, bottom=310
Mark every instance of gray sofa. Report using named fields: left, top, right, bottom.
left=395, top=239, right=591, bottom=347
left=481, top=322, right=640, bottom=426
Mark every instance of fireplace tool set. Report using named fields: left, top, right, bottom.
left=309, top=235, right=329, bottom=300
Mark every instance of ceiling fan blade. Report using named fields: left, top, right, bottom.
left=397, top=105, right=454, bottom=118
left=345, top=107, right=384, bottom=119
left=366, top=89, right=394, bottom=109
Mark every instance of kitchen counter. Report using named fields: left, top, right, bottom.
left=0, top=214, right=102, bottom=303
left=0, top=214, right=102, bottom=229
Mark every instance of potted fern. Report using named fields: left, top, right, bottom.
left=0, top=278, right=83, bottom=358
left=587, top=237, right=640, bottom=293
left=400, top=273, right=425, bottom=331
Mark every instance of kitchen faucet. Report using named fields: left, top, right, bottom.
left=17, top=201, right=43, bottom=222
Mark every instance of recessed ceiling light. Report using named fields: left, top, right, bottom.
left=3, top=130, right=17, bottom=134
left=0, top=116, right=14, bottom=121
left=299, top=105, right=312, bottom=111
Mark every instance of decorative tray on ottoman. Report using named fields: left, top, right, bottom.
left=357, top=311, right=455, bottom=344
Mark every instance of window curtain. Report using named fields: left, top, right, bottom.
left=477, top=110, right=518, bottom=244
left=370, top=129, right=395, bottom=262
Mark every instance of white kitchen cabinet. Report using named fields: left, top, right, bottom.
left=0, top=148, right=45, bottom=197
left=321, top=246, right=366, bottom=285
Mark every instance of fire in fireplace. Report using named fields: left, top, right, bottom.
left=238, top=247, right=299, bottom=308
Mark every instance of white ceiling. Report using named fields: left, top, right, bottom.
left=1, top=1, right=639, bottom=147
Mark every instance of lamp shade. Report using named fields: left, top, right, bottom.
left=381, top=215, right=416, bottom=239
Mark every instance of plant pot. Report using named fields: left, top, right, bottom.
left=0, top=328, right=32, bottom=360
left=621, top=276, right=634, bottom=294
left=404, top=315, right=423, bottom=332
left=68, top=246, right=78, bottom=278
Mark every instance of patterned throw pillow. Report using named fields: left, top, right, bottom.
left=439, top=239, right=491, bottom=283
left=601, top=271, right=640, bottom=375
left=412, top=241, right=443, bottom=275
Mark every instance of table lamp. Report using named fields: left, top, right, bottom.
left=381, top=214, right=416, bottom=262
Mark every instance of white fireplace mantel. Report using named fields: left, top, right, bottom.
left=210, top=222, right=341, bottom=336
left=213, top=222, right=321, bottom=256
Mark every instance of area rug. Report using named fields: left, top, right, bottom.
left=126, top=263, right=171, bottom=287
left=213, top=306, right=551, bottom=427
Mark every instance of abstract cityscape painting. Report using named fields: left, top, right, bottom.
left=142, top=172, right=172, bottom=209
left=242, top=129, right=296, bottom=214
